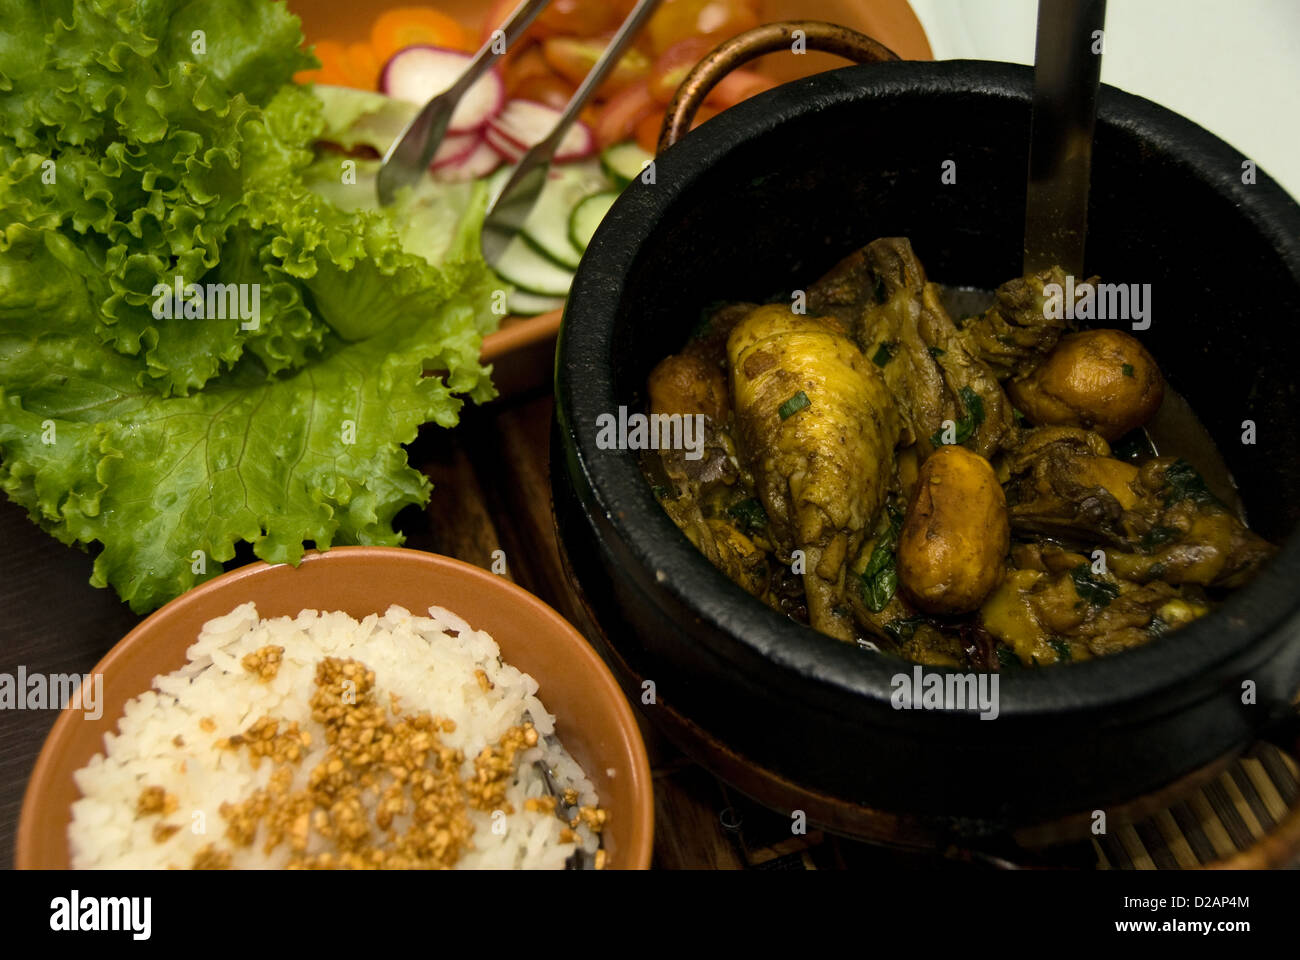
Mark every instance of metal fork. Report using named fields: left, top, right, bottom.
left=479, top=0, right=662, bottom=267
left=376, top=0, right=551, bottom=206
left=534, top=755, right=593, bottom=870
left=524, top=710, right=597, bottom=869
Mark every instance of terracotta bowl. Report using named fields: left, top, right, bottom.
left=16, top=547, right=653, bottom=869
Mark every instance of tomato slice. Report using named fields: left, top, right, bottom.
left=704, top=69, right=776, bottom=109
left=543, top=37, right=650, bottom=99
left=690, top=105, right=720, bottom=129
left=535, top=0, right=622, bottom=38
left=640, top=103, right=719, bottom=150
left=593, top=80, right=659, bottom=149
left=504, top=45, right=552, bottom=92
left=647, top=36, right=715, bottom=104
left=510, top=73, right=579, bottom=111
left=480, top=0, right=520, bottom=45
left=634, top=111, right=662, bottom=153
left=646, top=0, right=760, bottom=56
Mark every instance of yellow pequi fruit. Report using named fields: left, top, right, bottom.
left=898, top=445, right=1010, bottom=615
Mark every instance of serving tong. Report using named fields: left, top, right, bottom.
left=534, top=754, right=594, bottom=870
left=377, top=0, right=662, bottom=268
left=522, top=710, right=597, bottom=870
left=1022, top=0, right=1107, bottom=276
left=376, top=0, right=548, bottom=207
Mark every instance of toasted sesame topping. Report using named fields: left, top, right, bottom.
left=526, top=796, right=558, bottom=815
left=241, top=644, right=285, bottom=682
left=218, top=715, right=310, bottom=769
left=191, top=844, right=231, bottom=869
left=136, top=785, right=178, bottom=817
left=152, top=822, right=181, bottom=843
left=189, top=655, right=606, bottom=870
left=578, top=805, right=609, bottom=833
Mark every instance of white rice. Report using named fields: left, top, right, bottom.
left=69, top=603, right=601, bottom=869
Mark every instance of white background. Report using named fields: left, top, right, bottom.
left=908, top=0, right=1300, bottom=200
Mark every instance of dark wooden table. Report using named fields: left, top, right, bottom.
left=2, top=387, right=1296, bottom=869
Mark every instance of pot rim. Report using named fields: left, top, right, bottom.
left=556, top=59, right=1300, bottom=720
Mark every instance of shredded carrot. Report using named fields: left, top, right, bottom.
left=343, top=42, right=382, bottom=90
left=371, top=7, right=472, bottom=63
left=295, top=39, right=353, bottom=87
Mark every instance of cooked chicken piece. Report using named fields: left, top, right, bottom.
left=980, top=542, right=1204, bottom=664
left=647, top=340, right=737, bottom=495
left=1002, top=427, right=1137, bottom=542
left=961, top=266, right=1083, bottom=379
left=808, top=238, right=1014, bottom=458
left=1003, top=429, right=1275, bottom=588
left=656, top=490, right=770, bottom=599
left=727, top=304, right=901, bottom=640
left=703, top=515, right=770, bottom=597
left=899, top=623, right=968, bottom=668
left=807, top=242, right=940, bottom=450
left=1104, top=459, right=1275, bottom=589
left=647, top=326, right=754, bottom=592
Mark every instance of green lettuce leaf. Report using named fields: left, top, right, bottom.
left=1, top=191, right=495, bottom=612
left=0, top=0, right=321, bottom=396
left=311, top=83, right=419, bottom=154
left=0, top=1, right=502, bottom=612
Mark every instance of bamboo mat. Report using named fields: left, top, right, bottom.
left=1091, top=745, right=1299, bottom=869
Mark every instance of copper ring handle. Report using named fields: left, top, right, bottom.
left=658, top=20, right=901, bottom=152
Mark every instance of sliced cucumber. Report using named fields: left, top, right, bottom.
left=493, top=234, right=575, bottom=296
left=485, top=164, right=513, bottom=206
left=601, top=142, right=653, bottom=188
left=507, top=289, right=567, bottom=316
left=519, top=162, right=609, bottom=269
left=569, top=191, right=618, bottom=252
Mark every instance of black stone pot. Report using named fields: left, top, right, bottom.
left=552, top=60, right=1300, bottom=836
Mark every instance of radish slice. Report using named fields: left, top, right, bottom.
left=487, top=99, right=597, bottom=162
left=430, top=130, right=480, bottom=169
left=552, top=122, right=596, bottom=162
left=381, top=46, right=505, bottom=133
left=433, top=139, right=503, bottom=182
left=484, top=126, right=525, bottom=163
